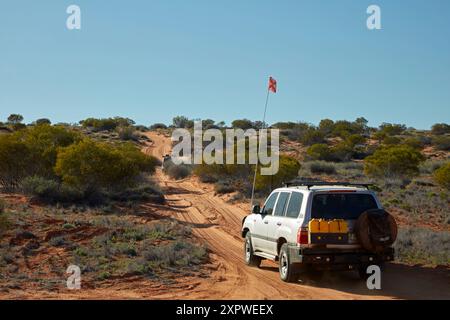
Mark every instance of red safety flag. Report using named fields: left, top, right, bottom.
left=268, top=76, right=277, bottom=93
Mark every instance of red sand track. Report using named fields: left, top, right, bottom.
left=141, top=132, right=450, bottom=300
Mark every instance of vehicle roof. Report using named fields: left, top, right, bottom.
left=274, top=186, right=372, bottom=193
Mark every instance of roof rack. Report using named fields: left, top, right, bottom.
left=283, top=179, right=373, bottom=190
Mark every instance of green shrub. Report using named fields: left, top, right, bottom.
left=431, top=123, right=450, bottom=135
left=0, top=135, right=35, bottom=190
left=231, top=119, right=255, bottom=130
left=172, top=116, right=194, bottom=129
left=330, top=119, right=367, bottom=138
left=306, top=144, right=333, bottom=161
left=13, top=124, right=80, bottom=178
left=255, top=155, right=300, bottom=191
left=166, top=164, right=192, bottom=180
left=383, top=136, right=402, bottom=145
left=7, top=114, right=24, bottom=125
left=332, top=142, right=354, bottom=162
left=300, top=129, right=325, bottom=146
left=150, top=123, right=168, bottom=130
left=419, top=160, right=445, bottom=174
left=80, top=117, right=135, bottom=132
left=108, top=183, right=165, bottom=204
left=318, top=119, right=335, bottom=136
left=364, top=145, right=425, bottom=179
left=215, top=182, right=235, bottom=194
left=0, top=200, right=10, bottom=236
left=22, top=176, right=84, bottom=204
left=117, top=126, right=139, bottom=141
left=55, top=139, right=158, bottom=191
left=432, top=136, right=450, bottom=151
left=272, top=122, right=297, bottom=130
left=434, top=162, right=450, bottom=190
left=403, top=137, right=426, bottom=149
left=379, top=123, right=406, bottom=136
left=35, top=118, right=52, bottom=126
left=142, top=241, right=207, bottom=267
left=309, top=161, right=337, bottom=175
left=0, top=199, right=5, bottom=213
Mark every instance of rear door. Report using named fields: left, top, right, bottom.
left=310, top=191, right=380, bottom=246
left=251, top=192, right=278, bottom=251
left=265, top=192, right=290, bottom=255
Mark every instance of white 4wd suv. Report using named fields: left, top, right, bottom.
left=242, top=181, right=395, bottom=282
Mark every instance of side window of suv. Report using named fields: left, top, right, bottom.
left=273, top=192, right=290, bottom=216
left=262, top=193, right=278, bottom=215
left=285, top=192, right=303, bottom=218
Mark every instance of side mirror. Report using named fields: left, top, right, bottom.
left=252, top=205, right=261, bottom=214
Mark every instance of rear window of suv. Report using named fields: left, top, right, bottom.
left=311, top=193, right=378, bottom=220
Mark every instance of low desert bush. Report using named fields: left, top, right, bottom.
left=150, top=123, right=168, bottom=130
left=395, top=227, right=450, bottom=266
left=403, top=137, right=426, bottom=150
left=164, top=161, right=192, bottom=180
left=300, top=129, right=325, bottom=146
left=215, top=182, right=235, bottom=194
left=431, top=123, right=450, bottom=135
left=433, top=162, right=450, bottom=190
left=22, top=176, right=84, bottom=204
left=308, top=161, right=337, bottom=175
left=142, top=241, right=207, bottom=268
left=80, top=117, right=135, bottom=132
left=419, top=160, right=446, bottom=174
left=432, top=136, right=450, bottom=151
left=116, top=126, right=139, bottom=141
left=108, top=183, right=165, bottom=204
left=364, top=145, right=425, bottom=179
left=306, top=144, right=333, bottom=161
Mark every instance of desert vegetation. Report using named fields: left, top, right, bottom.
left=0, top=115, right=209, bottom=292
left=0, top=116, right=161, bottom=206
left=151, top=116, right=449, bottom=267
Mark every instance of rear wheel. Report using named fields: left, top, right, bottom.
left=279, top=244, right=298, bottom=282
left=358, top=265, right=370, bottom=281
left=244, top=233, right=262, bottom=267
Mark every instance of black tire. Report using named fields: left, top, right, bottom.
left=244, top=233, right=262, bottom=267
left=307, top=269, right=325, bottom=282
left=358, top=265, right=370, bottom=281
left=279, top=243, right=298, bottom=282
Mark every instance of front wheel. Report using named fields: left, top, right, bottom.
left=279, top=244, right=298, bottom=282
left=244, top=233, right=262, bottom=267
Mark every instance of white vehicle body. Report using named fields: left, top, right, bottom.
left=241, top=183, right=394, bottom=282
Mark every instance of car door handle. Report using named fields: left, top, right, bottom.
left=276, top=222, right=282, bottom=226
left=264, top=221, right=269, bottom=224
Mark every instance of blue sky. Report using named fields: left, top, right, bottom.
left=1, top=0, right=449, bottom=129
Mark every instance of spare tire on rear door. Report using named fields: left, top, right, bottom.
left=354, top=209, right=398, bottom=253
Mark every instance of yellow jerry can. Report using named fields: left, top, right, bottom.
left=336, top=219, right=349, bottom=233
left=318, top=219, right=329, bottom=233
left=328, top=220, right=341, bottom=233
left=308, top=219, right=321, bottom=233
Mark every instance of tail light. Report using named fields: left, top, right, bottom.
left=297, top=227, right=309, bottom=245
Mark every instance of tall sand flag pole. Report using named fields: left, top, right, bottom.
left=250, top=76, right=277, bottom=209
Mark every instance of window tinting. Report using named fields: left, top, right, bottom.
left=285, top=192, right=303, bottom=218
left=312, top=193, right=378, bottom=220
left=274, top=192, right=290, bottom=216
left=262, top=193, right=278, bottom=215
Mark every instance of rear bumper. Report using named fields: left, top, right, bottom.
left=288, top=246, right=394, bottom=270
